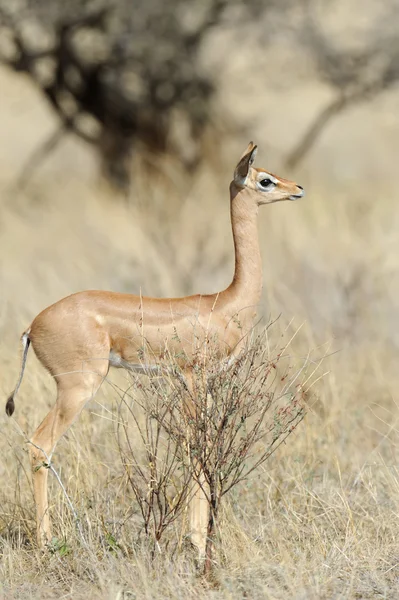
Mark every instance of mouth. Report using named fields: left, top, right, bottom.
left=289, top=186, right=304, bottom=201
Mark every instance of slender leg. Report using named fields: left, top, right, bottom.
left=29, top=367, right=108, bottom=546
left=30, top=404, right=59, bottom=546
left=188, top=469, right=209, bottom=559
left=183, top=369, right=210, bottom=559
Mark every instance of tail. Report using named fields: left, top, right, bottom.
left=6, top=330, right=31, bottom=416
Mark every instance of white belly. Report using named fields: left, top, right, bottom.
left=108, top=350, right=161, bottom=375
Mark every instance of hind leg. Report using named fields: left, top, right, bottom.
left=30, top=362, right=109, bottom=547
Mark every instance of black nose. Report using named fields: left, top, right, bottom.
left=297, top=185, right=303, bottom=190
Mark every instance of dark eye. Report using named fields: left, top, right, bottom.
left=259, top=179, right=273, bottom=187
left=259, top=178, right=274, bottom=189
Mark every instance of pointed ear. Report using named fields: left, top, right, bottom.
left=234, top=142, right=258, bottom=185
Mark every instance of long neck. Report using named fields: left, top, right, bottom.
left=225, top=182, right=263, bottom=305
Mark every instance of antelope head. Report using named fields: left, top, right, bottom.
left=233, top=142, right=304, bottom=205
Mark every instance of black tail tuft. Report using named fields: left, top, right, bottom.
left=5, top=394, right=15, bottom=416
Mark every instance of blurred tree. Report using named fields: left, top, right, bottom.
left=0, top=0, right=275, bottom=190
left=285, top=0, right=399, bottom=169
left=4, top=0, right=394, bottom=185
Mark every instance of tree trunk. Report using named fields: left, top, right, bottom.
left=284, top=94, right=348, bottom=170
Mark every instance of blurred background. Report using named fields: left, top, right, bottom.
left=0, top=0, right=399, bottom=345
left=2, top=1, right=399, bottom=595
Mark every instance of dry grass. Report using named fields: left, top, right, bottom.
left=1, top=63, right=399, bottom=599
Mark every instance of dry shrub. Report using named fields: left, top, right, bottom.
left=114, top=323, right=320, bottom=572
